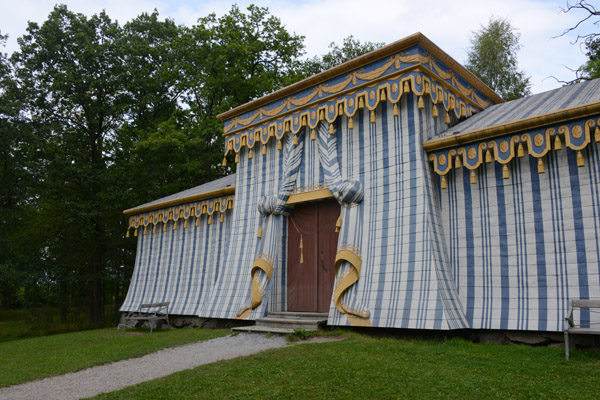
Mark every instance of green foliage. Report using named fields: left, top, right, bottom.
left=0, top=327, right=228, bottom=387
left=465, top=17, right=531, bottom=101
left=299, top=35, right=385, bottom=77
left=96, top=334, right=600, bottom=399
left=579, top=38, right=600, bottom=80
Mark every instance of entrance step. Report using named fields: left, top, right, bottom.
left=231, top=311, right=329, bottom=335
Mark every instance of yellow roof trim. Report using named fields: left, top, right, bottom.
left=217, top=32, right=502, bottom=122
left=423, top=101, right=600, bottom=152
left=123, top=186, right=236, bottom=216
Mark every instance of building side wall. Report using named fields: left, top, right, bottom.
left=120, top=213, right=232, bottom=315
left=441, top=144, right=600, bottom=331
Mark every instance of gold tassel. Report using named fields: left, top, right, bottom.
left=153, top=224, right=157, bottom=234
left=222, top=157, right=227, bottom=167
left=173, top=221, right=177, bottom=230
left=277, top=139, right=282, bottom=150
left=195, top=217, right=200, bottom=227
left=577, top=151, right=585, bottom=167
left=441, top=175, right=447, bottom=189
left=538, top=158, right=545, bottom=174
left=248, top=149, right=253, bottom=159
left=126, top=229, right=130, bottom=238
left=329, top=124, right=335, bottom=135
left=432, top=105, right=438, bottom=118
left=143, top=225, right=148, bottom=235
left=311, top=128, right=316, bottom=140
left=370, top=110, right=376, bottom=124
left=293, top=134, right=298, bottom=146
left=338, top=104, right=344, bottom=116
left=554, top=135, right=562, bottom=150
left=257, top=223, right=262, bottom=239
left=485, top=150, right=492, bottom=163
left=301, top=115, right=307, bottom=127
left=235, top=153, right=239, bottom=163
left=284, top=121, right=290, bottom=133
left=455, top=155, right=462, bottom=169
left=503, top=164, right=509, bottom=179
left=444, top=112, right=450, bottom=124
left=380, top=89, right=387, bottom=101
left=184, top=219, right=188, bottom=229
left=470, top=170, right=477, bottom=185
left=517, top=143, right=525, bottom=157
left=403, top=81, right=410, bottom=93
left=262, top=144, right=267, bottom=155
left=335, top=215, right=342, bottom=233
left=393, top=103, right=399, bottom=117
left=358, top=97, right=364, bottom=109
left=220, top=213, right=224, bottom=223
left=348, top=116, right=354, bottom=129
left=595, top=127, right=600, bottom=142
left=163, top=223, right=167, bottom=232
left=418, top=96, right=424, bottom=109
left=134, top=228, right=138, bottom=237
left=208, top=215, right=212, bottom=225
left=299, top=235, right=304, bottom=264
left=319, top=109, right=325, bottom=121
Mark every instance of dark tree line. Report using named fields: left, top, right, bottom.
left=0, top=4, right=381, bottom=325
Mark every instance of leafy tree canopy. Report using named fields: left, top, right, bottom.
left=465, top=17, right=531, bottom=101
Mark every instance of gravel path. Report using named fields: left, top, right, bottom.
left=0, top=333, right=288, bottom=400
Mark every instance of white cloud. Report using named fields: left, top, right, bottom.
left=0, top=0, right=596, bottom=94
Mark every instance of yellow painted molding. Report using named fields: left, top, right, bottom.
left=287, top=188, right=334, bottom=204
left=218, top=33, right=501, bottom=122
left=423, top=101, right=600, bottom=152
left=123, top=186, right=236, bottom=216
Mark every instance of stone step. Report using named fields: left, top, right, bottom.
left=256, top=317, right=325, bottom=330
left=231, top=325, right=296, bottom=335
left=267, top=311, right=329, bottom=320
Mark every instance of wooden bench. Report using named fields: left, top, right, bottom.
left=119, top=302, right=171, bottom=333
left=564, top=299, right=600, bottom=359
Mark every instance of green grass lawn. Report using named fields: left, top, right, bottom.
left=0, top=327, right=228, bottom=387
left=95, top=333, right=600, bottom=400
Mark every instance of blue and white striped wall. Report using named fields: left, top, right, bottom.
left=440, top=141, right=600, bottom=331
left=120, top=213, right=232, bottom=316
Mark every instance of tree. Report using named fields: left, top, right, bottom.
left=465, top=17, right=531, bottom=101
left=556, top=1, right=600, bottom=82
left=297, top=35, right=385, bottom=77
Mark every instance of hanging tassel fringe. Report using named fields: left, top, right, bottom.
left=403, top=81, right=410, bottom=93
left=257, top=223, right=263, bottom=239
left=184, top=219, right=188, bottom=229
left=470, top=170, right=477, bottom=185
left=335, top=215, right=342, bottom=233
left=577, top=151, right=585, bottom=167
left=173, top=221, right=177, bottom=230
left=134, top=228, right=138, bottom=237
left=370, top=110, right=376, bottom=124
left=454, top=155, right=462, bottom=169
left=329, top=124, right=335, bottom=135
left=393, top=103, right=399, bottom=117
left=262, top=144, right=267, bottom=155
left=417, top=96, right=424, bottom=109
left=554, top=135, right=563, bottom=150
left=485, top=149, right=492, bottom=163
left=538, top=158, right=545, bottom=174
left=163, top=223, right=167, bottom=232
left=311, top=128, right=316, bottom=140
left=358, top=97, right=365, bottom=109
left=441, top=175, right=447, bottom=189
left=380, top=89, right=387, bottom=101
left=348, top=116, right=354, bottom=129
left=595, top=127, right=600, bottom=142
left=235, top=153, right=239, bottom=163
left=208, top=215, right=213, bottom=225
left=444, top=112, right=450, bottom=124
left=293, top=135, right=298, bottom=146
left=517, top=143, right=525, bottom=157
left=277, top=140, right=282, bottom=150
left=248, top=149, right=253, bottom=159
left=220, top=213, right=224, bottom=223
left=502, top=164, right=509, bottom=179
left=222, top=157, right=227, bottom=167
left=432, top=104, right=438, bottom=118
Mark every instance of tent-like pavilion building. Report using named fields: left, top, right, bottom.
left=121, top=33, right=600, bottom=332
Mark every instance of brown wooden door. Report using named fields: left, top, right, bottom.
left=287, top=199, right=340, bottom=312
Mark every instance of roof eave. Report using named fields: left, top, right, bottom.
left=217, top=32, right=502, bottom=122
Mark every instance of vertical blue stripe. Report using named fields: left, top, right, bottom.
left=529, top=156, right=548, bottom=331
left=463, top=168, right=475, bottom=327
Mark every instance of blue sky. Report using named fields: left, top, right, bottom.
left=1, top=0, right=597, bottom=93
